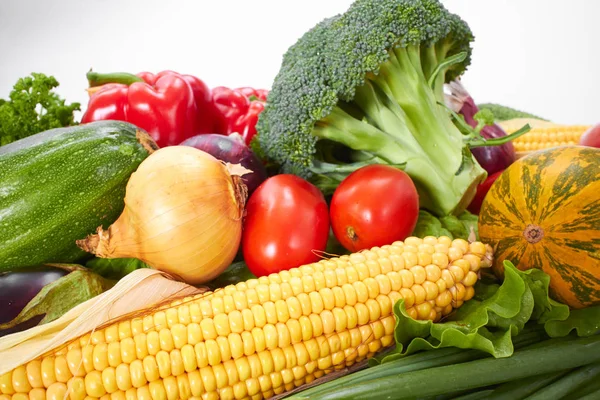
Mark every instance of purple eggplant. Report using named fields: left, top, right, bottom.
left=0, top=266, right=68, bottom=336
left=446, top=81, right=516, bottom=174
left=0, top=267, right=68, bottom=324
left=180, top=133, right=268, bottom=195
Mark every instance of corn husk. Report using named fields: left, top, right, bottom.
left=0, top=268, right=204, bottom=375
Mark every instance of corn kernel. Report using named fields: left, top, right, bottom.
left=25, top=360, right=43, bottom=388
left=410, top=265, right=427, bottom=285
left=115, top=364, right=132, bottom=391
left=85, top=370, right=106, bottom=397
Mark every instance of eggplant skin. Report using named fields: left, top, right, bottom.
left=0, top=121, right=153, bottom=272
left=0, top=267, right=68, bottom=339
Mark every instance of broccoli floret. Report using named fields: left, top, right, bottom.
left=477, top=103, right=548, bottom=122
left=473, top=109, right=495, bottom=133
left=257, top=0, right=499, bottom=216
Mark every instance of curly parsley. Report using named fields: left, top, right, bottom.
left=0, top=73, right=80, bottom=146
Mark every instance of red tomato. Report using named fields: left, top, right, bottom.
left=579, top=123, right=600, bottom=148
left=467, top=170, right=503, bottom=215
left=330, top=165, right=419, bottom=252
left=242, top=174, right=330, bottom=277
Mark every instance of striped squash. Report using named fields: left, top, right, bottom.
left=479, top=146, right=600, bottom=309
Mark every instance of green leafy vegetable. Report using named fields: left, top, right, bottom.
left=370, top=261, right=570, bottom=365
left=0, top=264, right=112, bottom=331
left=477, top=103, right=548, bottom=122
left=86, top=258, right=149, bottom=280
left=545, top=305, right=600, bottom=337
left=0, top=73, right=80, bottom=146
left=412, top=210, right=479, bottom=240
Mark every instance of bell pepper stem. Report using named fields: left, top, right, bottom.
left=87, top=70, right=144, bottom=87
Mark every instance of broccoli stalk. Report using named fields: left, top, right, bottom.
left=256, top=0, right=528, bottom=216
left=312, top=49, right=486, bottom=214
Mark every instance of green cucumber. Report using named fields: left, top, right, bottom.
left=0, top=120, right=157, bottom=271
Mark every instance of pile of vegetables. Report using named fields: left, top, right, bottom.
left=290, top=262, right=600, bottom=399
left=0, top=0, right=599, bottom=398
left=253, top=0, right=530, bottom=217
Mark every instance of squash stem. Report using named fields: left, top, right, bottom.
left=523, top=224, right=544, bottom=244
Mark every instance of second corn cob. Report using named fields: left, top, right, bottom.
left=499, top=118, right=592, bottom=157
left=0, top=236, right=492, bottom=400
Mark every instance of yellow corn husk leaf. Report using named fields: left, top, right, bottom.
left=0, top=268, right=203, bottom=375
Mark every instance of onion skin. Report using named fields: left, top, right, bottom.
left=77, top=146, right=248, bottom=284
left=446, top=81, right=516, bottom=174
left=465, top=108, right=516, bottom=175
left=180, top=133, right=267, bottom=195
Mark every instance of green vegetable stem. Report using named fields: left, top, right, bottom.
left=291, top=327, right=546, bottom=399
left=290, top=335, right=600, bottom=400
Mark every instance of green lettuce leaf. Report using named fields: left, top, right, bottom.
left=412, top=210, right=478, bottom=240
left=544, top=305, right=600, bottom=337
left=370, top=261, right=571, bottom=365
left=412, top=210, right=451, bottom=238
left=518, top=262, right=570, bottom=325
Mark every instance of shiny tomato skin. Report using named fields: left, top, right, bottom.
left=242, top=174, right=330, bottom=277
left=579, top=123, right=600, bottom=148
left=330, top=165, right=419, bottom=253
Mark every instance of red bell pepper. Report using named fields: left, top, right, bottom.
left=467, top=170, right=503, bottom=215
left=211, top=86, right=268, bottom=145
left=82, top=70, right=217, bottom=148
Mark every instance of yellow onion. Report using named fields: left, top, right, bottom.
left=77, top=146, right=249, bottom=284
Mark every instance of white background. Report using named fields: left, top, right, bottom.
left=0, top=0, right=598, bottom=124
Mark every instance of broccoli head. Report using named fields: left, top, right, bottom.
left=477, top=103, right=549, bottom=122
left=257, top=0, right=496, bottom=216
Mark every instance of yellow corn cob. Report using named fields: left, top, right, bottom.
left=499, top=118, right=592, bottom=158
left=0, top=236, right=492, bottom=400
